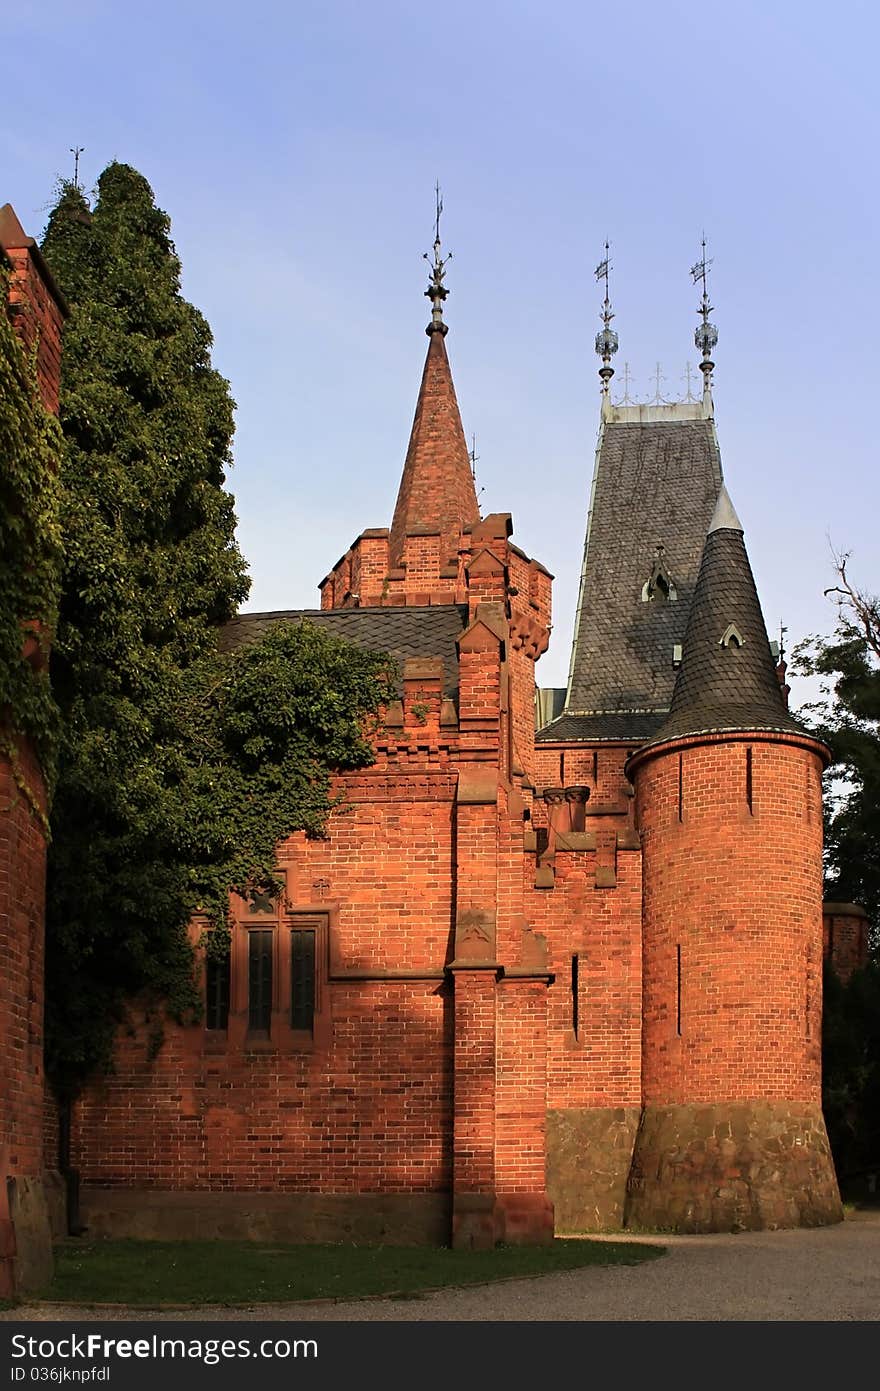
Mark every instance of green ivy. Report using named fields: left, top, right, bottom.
left=0, top=264, right=62, bottom=809
left=40, top=166, right=395, bottom=1096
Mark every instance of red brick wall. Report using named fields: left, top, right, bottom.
left=1, top=238, right=65, bottom=414
left=533, top=743, right=634, bottom=809
left=74, top=978, right=453, bottom=1193
left=633, top=733, right=826, bottom=1104
left=495, top=980, right=549, bottom=1194
left=71, top=768, right=459, bottom=1192
left=534, top=846, right=642, bottom=1109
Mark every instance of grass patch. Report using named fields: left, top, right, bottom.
left=40, top=1236, right=665, bottom=1307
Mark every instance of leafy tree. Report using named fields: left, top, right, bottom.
left=795, top=555, right=880, bottom=946
left=822, top=961, right=880, bottom=1185
left=41, top=166, right=394, bottom=1096
left=795, top=555, right=880, bottom=1187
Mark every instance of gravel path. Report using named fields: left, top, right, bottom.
left=4, top=1210, right=879, bottom=1322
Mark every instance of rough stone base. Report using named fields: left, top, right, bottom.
left=2, top=1176, right=56, bottom=1296
left=624, top=1101, right=844, bottom=1233
left=546, top=1106, right=640, bottom=1232
left=43, top=1171, right=67, bottom=1241
left=451, top=1193, right=497, bottom=1250
left=80, top=1188, right=451, bottom=1246
left=450, top=1192, right=554, bottom=1248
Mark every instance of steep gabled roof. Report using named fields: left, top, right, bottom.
left=388, top=329, right=480, bottom=567
left=221, top=605, right=467, bottom=696
left=538, top=402, right=722, bottom=743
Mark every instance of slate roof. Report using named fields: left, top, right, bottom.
left=535, top=710, right=666, bottom=743
left=221, top=605, right=467, bottom=696
left=643, top=520, right=805, bottom=748
left=538, top=407, right=722, bottom=744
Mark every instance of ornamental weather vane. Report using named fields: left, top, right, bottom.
left=691, top=236, right=718, bottom=394
left=424, top=182, right=451, bottom=337
left=594, top=241, right=619, bottom=393
left=70, top=146, right=84, bottom=189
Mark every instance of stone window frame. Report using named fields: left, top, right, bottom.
left=198, top=877, right=333, bottom=1051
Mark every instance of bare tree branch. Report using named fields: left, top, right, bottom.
left=824, top=549, right=880, bottom=663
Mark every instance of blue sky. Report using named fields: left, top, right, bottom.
left=5, top=0, right=878, bottom=692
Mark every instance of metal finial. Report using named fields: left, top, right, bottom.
left=70, top=146, right=85, bottom=189
left=594, top=239, right=619, bottom=393
left=616, top=361, right=635, bottom=405
left=682, top=362, right=698, bottom=403
left=649, top=362, right=668, bottom=404
left=469, top=432, right=479, bottom=482
left=690, top=235, right=718, bottom=394
left=423, top=181, right=451, bottom=337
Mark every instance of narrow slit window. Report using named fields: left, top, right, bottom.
left=571, top=954, right=579, bottom=1040
left=291, top=928, right=316, bottom=1032
left=678, top=754, right=684, bottom=822
left=248, top=929, right=273, bottom=1032
left=676, top=943, right=682, bottom=1036
left=746, top=746, right=753, bottom=814
left=205, top=950, right=230, bottom=1030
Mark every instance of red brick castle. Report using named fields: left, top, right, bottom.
left=1, top=208, right=855, bottom=1290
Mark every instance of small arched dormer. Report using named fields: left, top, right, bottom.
left=641, top=543, right=678, bottom=603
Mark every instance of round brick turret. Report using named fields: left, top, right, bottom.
left=624, top=489, right=843, bottom=1232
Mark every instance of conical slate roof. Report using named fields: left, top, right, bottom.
left=645, top=494, right=804, bottom=746
left=389, top=328, right=480, bottom=567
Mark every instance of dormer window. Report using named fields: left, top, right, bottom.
left=720, top=623, right=744, bottom=648
left=641, top=543, right=678, bottom=603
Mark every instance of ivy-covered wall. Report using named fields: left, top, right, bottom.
left=0, top=209, right=66, bottom=1298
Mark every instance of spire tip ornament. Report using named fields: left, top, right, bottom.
left=70, top=145, right=85, bottom=189
left=424, top=181, right=451, bottom=336
left=690, top=236, right=718, bottom=396
left=594, top=240, right=619, bottom=393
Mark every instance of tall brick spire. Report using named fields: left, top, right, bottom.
left=389, top=200, right=480, bottom=567
left=389, top=329, right=480, bottom=566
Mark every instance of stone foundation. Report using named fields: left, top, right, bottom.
left=2, top=1175, right=61, bottom=1295
left=81, top=1188, right=451, bottom=1245
left=624, top=1102, right=844, bottom=1232
left=451, top=1193, right=497, bottom=1250
left=546, top=1106, right=640, bottom=1232
left=495, top=1193, right=554, bottom=1245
